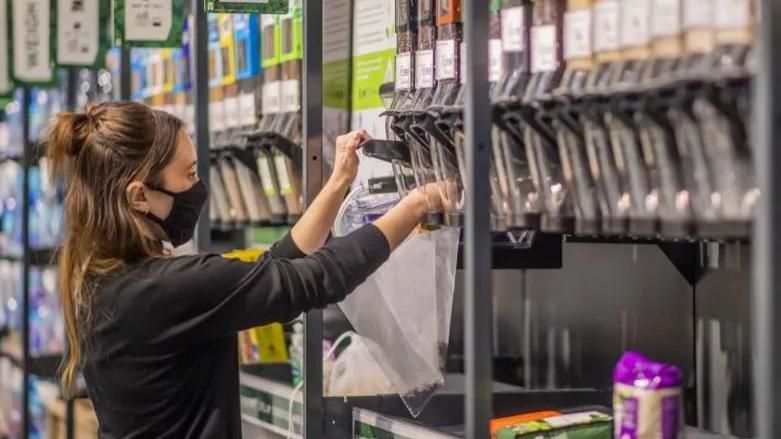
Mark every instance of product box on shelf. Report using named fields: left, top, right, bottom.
left=208, top=14, right=227, bottom=134
left=234, top=14, right=262, bottom=129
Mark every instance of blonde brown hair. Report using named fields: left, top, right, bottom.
left=47, top=101, right=184, bottom=395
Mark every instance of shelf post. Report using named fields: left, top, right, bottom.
left=753, top=0, right=781, bottom=437
left=120, top=48, right=132, bottom=101
left=463, top=0, right=493, bottom=437
left=192, top=0, right=211, bottom=250
left=21, top=86, right=31, bottom=439
left=303, top=0, right=325, bottom=437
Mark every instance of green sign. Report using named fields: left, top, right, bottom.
left=114, top=0, right=184, bottom=47
left=56, top=0, right=111, bottom=68
left=204, top=0, right=288, bottom=14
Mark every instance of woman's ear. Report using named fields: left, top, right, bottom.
left=127, top=181, right=150, bottom=215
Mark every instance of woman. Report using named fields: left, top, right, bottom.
left=48, top=101, right=433, bottom=438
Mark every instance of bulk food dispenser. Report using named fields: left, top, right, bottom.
left=550, top=0, right=601, bottom=235
left=492, top=0, right=540, bottom=231
left=522, top=0, right=574, bottom=233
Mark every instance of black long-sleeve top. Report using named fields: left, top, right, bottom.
left=83, top=224, right=390, bottom=439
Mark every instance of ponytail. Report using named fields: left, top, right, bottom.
left=47, top=111, right=90, bottom=179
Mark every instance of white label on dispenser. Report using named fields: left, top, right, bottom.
left=224, top=96, right=240, bottom=128
left=436, top=39, right=457, bottom=81
left=125, top=0, right=172, bottom=42
left=57, top=0, right=99, bottom=66
left=273, top=154, right=293, bottom=195
left=239, top=92, right=257, bottom=127
left=395, top=52, right=413, bottom=91
left=257, top=155, right=278, bottom=196
left=714, top=0, right=750, bottom=29
left=416, top=49, right=435, bottom=88
left=460, top=42, right=466, bottom=84
left=501, top=6, right=525, bottom=52
left=281, top=79, right=300, bottom=113
left=531, top=25, right=557, bottom=73
left=262, top=81, right=281, bottom=114
left=13, top=0, right=53, bottom=83
left=594, top=1, right=620, bottom=51
left=620, top=0, right=651, bottom=47
left=652, top=0, right=681, bottom=37
left=209, top=100, right=225, bottom=132
left=684, top=0, right=714, bottom=28
left=0, top=0, right=9, bottom=94
left=564, top=9, right=592, bottom=59
left=489, top=38, right=503, bottom=82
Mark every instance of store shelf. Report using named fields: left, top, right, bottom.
left=0, top=339, right=61, bottom=379
left=0, top=248, right=58, bottom=266
left=239, top=370, right=302, bottom=437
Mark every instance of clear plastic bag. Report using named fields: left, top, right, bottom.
left=335, top=220, right=459, bottom=417
left=327, top=334, right=395, bottom=397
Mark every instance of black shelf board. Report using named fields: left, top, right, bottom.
left=457, top=232, right=563, bottom=270
left=0, top=348, right=62, bottom=379
left=0, top=248, right=58, bottom=266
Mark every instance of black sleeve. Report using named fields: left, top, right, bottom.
left=268, top=231, right=307, bottom=259
left=129, top=224, right=390, bottom=348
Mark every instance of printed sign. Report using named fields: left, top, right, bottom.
left=114, top=0, right=184, bottom=47
left=594, top=0, right=620, bottom=51
left=435, top=39, right=456, bottom=81
left=415, top=49, right=434, bottom=88
left=57, top=0, right=109, bottom=67
left=395, top=52, right=412, bottom=91
left=13, top=0, right=54, bottom=84
left=204, top=0, right=288, bottom=14
left=564, top=9, right=592, bottom=59
left=501, top=6, right=524, bottom=52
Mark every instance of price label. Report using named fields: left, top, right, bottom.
left=715, top=0, right=750, bottom=29
left=489, top=38, right=503, bottom=82
left=652, top=0, right=681, bottom=37
left=0, top=0, right=9, bottom=93
left=224, top=96, right=240, bottom=128
left=531, top=25, right=557, bottom=73
left=395, top=52, right=413, bottom=91
left=239, top=92, right=257, bottom=127
left=501, top=6, right=525, bottom=52
left=436, top=39, right=457, bottom=81
left=281, top=79, right=300, bottom=113
left=564, top=10, right=592, bottom=59
left=13, top=0, right=53, bottom=83
left=620, top=0, right=651, bottom=47
left=415, top=50, right=435, bottom=88
left=262, top=81, right=281, bottom=114
left=124, top=0, right=173, bottom=42
left=460, top=42, right=466, bottom=84
left=256, top=155, right=278, bottom=196
left=57, top=0, right=99, bottom=66
left=594, top=1, right=620, bottom=51
left=684, top=0, right=714, bottom=29
left=273, top=154, right=293, bottom=195
left=209, top=100, right=226, bottom=132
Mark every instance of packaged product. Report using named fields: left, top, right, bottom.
left=613, top=351, right=684, bottom=439
left=496, top=411, right=612, bottom=439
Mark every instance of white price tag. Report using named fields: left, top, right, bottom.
left=395, top=52, right=413, bottom=91
left=564, top=10, right=592, bottom=59
left=684, top=0, right=714, bottom=29
left=620, top=0, right=651, bottom=47
left=209, top=100, right=225, bottom=132
left=13, top=0, right=53, bottom=83
left=489, top=38, right=503, bottom=82
left=262, top=81, right=281, bottom=114
left=0, top=0, right=10, bottom=94
left=714, top=0, right=750, bottom=29
left=460, top=42, right=466, bottom=85
left=652, top=0, right=681, bottom=37
left=224, top=96, right=240, bottom=128
left=239, top=93, right=257, bottom=127
left=256, top=155, right=278, bottom=196
left=501, top=6, right=525, bottom=52
left=436, top=40, right=457, bottom=81
left=273, top=154, right=293, bottom=195
left=531, top=25, right=558, bottom=73
left=594, top=1, right=620, bottom=51
left=281, top=79, right=300, bottom=113
left=415, top=50, right=435, bottom=88
left=125, top=0, right=173, bottom=42
left=57, top=0, right=99, bottom=66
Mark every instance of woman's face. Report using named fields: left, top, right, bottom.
left=128, top=129, right=199, bottom=220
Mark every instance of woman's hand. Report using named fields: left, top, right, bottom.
left=331, top=129, right=371, bottom=189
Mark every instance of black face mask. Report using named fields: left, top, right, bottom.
left=147, top=180, right=209, bottom=247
